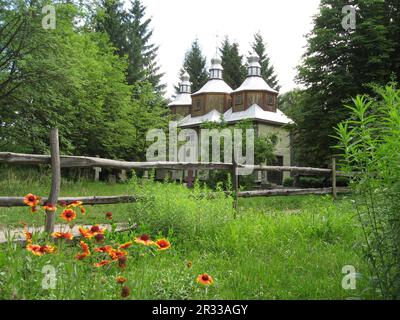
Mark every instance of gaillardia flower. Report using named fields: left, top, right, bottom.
left=60, top=209, right=76, bottom=222
left=94, top=260, right=111, bottom=267
left=105, top=212, right=113, bottom=220
left=155, top=239, right=171, bottom=251
left=43, top=203, right=57, bottom=212
left=121, top=285, right=130, bottom=298
left=51, top=232, right=73, bottom=240
left=196, top=273, right=214, bottom=286
left=78, top=227, right=94, bottom=239
left=24, top=194, right=40, bottom=207
left=119, top=242, right=132, bottom=249
left=26, top=244, right=55, bottom=256
left=116, top=276, right=127, bottom=284
left=134, top=234, right=154, bottom=246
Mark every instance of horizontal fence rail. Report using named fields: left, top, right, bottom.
left=238, top=187, right=350, bottom=198
left=0, top=195, right=137, bottom=207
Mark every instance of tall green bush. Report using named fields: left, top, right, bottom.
left=335, top=84, right=400, bottom=299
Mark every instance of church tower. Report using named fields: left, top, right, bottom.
left=231, top=52, right=278, bottom=113
left=190, top=54, right=233, bottom=117
left=168, top=71, right=192, bottom=117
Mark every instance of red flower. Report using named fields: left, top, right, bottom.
left=60, top=209, right=76, bottom=222
left=155, top=239, right=171, bottom=251
left=105, top=212, right=113, bottom=220
left=24, top=194, right=40, bottom=207
left=134, top=234, right=154, bottom=246
left=121, top=285, right=130, bottom=298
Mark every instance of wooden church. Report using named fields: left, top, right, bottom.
left=168, top=53, right=293, bottom=186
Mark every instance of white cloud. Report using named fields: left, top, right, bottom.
left=128, top=0, right=321, bottom=97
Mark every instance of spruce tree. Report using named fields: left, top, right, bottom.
left=251, top=32, right=280, bottom=91
left=220, top=37, right=246, bottom=89
left=126, top=0, right=165, bottom=92
left=175, top=39, right=208, bottom=94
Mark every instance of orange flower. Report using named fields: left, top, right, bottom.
left=94, top=245, right=113, bottom=253
left=116, top=276, right=127, bottom=284
left=75, top=252, right=89, bottom=260
left=26, top=244, right=55, bottom=256
left=69, top=200, right=83, bottom=208
left=78, top=227, right=93, bottom=239
left=108, top=249, right=128, bottom=261
left=94, top=233, right=105, bottom=243
left=118, top=255, right=127, bottom=269
left=79, top=241, right=90, bottom=255
left=134, top=234, right=154, bottom=246
left=121, top=285, right=130, bottom=298
left=30, top=206, right=39, bottom=213
left=60, top=209, right=76, bottom=222
left=43, top=204, right=57, bottom=212
left=90, top=225, right=104, bottom=234
left=119, top=242, right=132, bottom=249
left=80, top=206, right=86, bottom=215
left=24, top=231, right=32, bottom=244
left=94, top=260, right=111, bottom=267
left=105, top=212, right=113, bottom=220
left=51, top=232, right=73, bottom=240
left=24, top=194, right=40, bottom=207
left=196, top=273, right=214, bottom=286
left=155, top=239, right=171, bottom=251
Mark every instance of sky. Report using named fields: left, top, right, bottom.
left=128, top=0, right=321, bottom=98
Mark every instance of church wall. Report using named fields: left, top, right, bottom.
left=257, top=122, right=292, bottom=181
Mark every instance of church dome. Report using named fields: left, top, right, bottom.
left=233, top=52, right=278, bottom=94
left=168, top=70, right=192, bottom=106
left=192, top=54, right=232, bottom=95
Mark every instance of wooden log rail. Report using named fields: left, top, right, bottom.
left=238, top=187, right=350, bottom=198
left=0, top=195, right=137, bottom=207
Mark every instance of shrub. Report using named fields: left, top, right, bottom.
left=297, top=176, right=325, bottom=188
left=335, top=84, right=400, bottom=299
left=283, top=177, right=294, bottom=187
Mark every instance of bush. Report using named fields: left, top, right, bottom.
left=283, top=177, right=294, bottom=187
left=297, top=176, right=326, bottom=188
left=335, top=84, right=400, bottom=299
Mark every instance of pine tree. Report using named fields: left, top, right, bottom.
left=220, top=37, right=246, bottom=89
left=126, top=0, right=165, bottom=92
left=95, top=0, right=165, bottom=92
left=251, top=32, right=280, bottom=91
left=175, top=39, right=208, bottom=94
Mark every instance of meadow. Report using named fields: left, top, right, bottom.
left=0, top=168, right=373, bottom=300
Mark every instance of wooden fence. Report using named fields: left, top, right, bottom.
left=0, top=128, right=350, bottom=233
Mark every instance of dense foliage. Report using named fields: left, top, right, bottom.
left=335, top=84, right=400, bottom=299
left=0, top=0, right=169, bottom=160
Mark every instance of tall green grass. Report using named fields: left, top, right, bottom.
left=0, top=170, right=372, bottom=299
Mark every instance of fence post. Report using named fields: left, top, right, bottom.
left=332, top=157, right=337, bottom=199
left=231, top=160, right=238, bottom=211
left=45, top=128, right=61, bottom=234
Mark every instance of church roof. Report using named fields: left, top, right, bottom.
left=168, top=93, right=192, bottom=106
left=224, top=104, right=292, bottom=125
left=178, top=104, right=293, bottom=127
left=178, top=109, right=222, bottom=127
left=192, top=79, right=233, bottom=95
left=232, top=76, right=278, bottom=94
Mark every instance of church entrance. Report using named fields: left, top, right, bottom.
left=267, top=155, right=283, bottom=185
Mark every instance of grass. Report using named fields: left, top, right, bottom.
left=0, top=168, right=374, bottom=300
